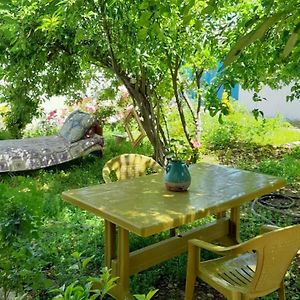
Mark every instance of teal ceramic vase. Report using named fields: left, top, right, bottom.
left=164, top=160, right=191, bottom=192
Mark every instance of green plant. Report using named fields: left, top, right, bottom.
left=0, top=240, right=53, bottom=300
left=24, top=119, right=60, bottom=137
left=201, top=104, right=300, bottom=150
left=165, top=138, right=196, bottom=162
left=0, top=182, right=43, bottom=244
left=51, top=267, right=118, bottom=300
left=69, top=252, right=95, bottom=277
left=133, top=289, right=158, bottom=300
left=0, top=129, right=13, bottom=140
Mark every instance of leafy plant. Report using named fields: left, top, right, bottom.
left=0, top=182, right=43, bottom=244
left=0, top=129, right=13, bottom=140
left=133, top=289, right=158, bottom=300
left=0, top=240, right=53, bottom=300
left=165, top=138, right=199, bottom=163
left=52, top=267, right=118, bottom=300
left=201, top=103, right=300, bottom=150
left=256, top=152, right=300, bottom=183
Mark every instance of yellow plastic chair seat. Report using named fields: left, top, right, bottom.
left=199, top=252, right=256, bottom=295
left=102, top=153, right=162, bottom=183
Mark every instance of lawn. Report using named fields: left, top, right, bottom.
left=0, top=109, right=300, bottom=300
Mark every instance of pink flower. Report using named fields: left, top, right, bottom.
left=191, top=139, right=201, bottom=149
left=57, top=117, right=64, bottom=125
left=47, top=109, right=57, bottom=121
left=85, top=104, right=96, bottom=113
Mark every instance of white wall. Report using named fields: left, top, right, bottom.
left=239, top=84, right=300, bottom=121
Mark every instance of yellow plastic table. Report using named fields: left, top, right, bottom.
left=62, top=163, right=285, bottom=300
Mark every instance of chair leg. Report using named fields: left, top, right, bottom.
left=230, top=293, right=242, bottom=300
left=278, top=280, right=286, bottom=300
left=184, top=272, right=196, bottom=300
left=184, top=243, right=197, bottom=300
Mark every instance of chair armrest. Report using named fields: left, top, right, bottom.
left=260, top=225, right=280, bottom=234
left=189, top=239, right=242, bottom=256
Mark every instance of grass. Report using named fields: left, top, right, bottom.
left=0, top=110, right=300, bottom=299
left=201, top=104, right=300, bottom=149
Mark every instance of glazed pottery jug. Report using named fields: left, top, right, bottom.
left=164, top=160, right=191, bottom=192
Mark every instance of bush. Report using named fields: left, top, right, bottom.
left=201, top=103, right=300, bottom=150
left=0, top=130, right=13, bottom=140
left=0, top=180, right=44, bottom=244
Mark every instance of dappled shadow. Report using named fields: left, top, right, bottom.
left=63, top=163, right=284, bottom=237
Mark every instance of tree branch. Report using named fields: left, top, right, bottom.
left=223, top=11, right=289, bottom=67
left=167, top=52, right=193, bottom=147
left=98, top=2, right=119, bottom=74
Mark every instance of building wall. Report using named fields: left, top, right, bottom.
left=238, top=84, right=300, bottom=121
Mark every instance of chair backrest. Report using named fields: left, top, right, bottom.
left=102, top=154, right=162, bottom=183
left=239, top=224, right=300, bottom=296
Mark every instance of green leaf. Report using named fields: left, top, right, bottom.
left=252, top=108, right=264, bottom=120
left=82, top=256, right=94, bottom=268
left=133, top=289, right=158, bottom=300
left=138, top=11, right=152, bottom=27
left=223, top=12, right=286, bottom=67
left=139, top=1, right=149, bottom=10
left=138, top=27, right=148, bottom=40
left=145, top=289, right=159, bottom=300
left=71, top=251, right=81, bottom=259
left=201, top=1, right=216, bottom=15
left=74, top=28, right=85, bottom=45
left=282, top=23, right=300, bottom=59
left=183, top=14, right=192, bottom=26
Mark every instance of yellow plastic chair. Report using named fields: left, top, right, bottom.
left=185, top=224, right=300, bottom=300
left=102, top=153, right=162, bottom=183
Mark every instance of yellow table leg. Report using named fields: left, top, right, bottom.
left=117, top=227, right=131, bottom=299
left=216, top=211, right=227, bottom=219
left=108, top=226, right=133, bottom=300
left=105, top=220, right=116, bottom=268
left=215, top=207, right=240, bottom=245
left=229, top=206, right=241, bottom=243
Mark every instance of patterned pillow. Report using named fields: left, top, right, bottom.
left=59, top=110, right=96, bottom=143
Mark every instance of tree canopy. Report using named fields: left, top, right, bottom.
left=0, top=0, right=299, bottom=162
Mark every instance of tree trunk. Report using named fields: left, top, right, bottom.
left=118, top=75, right=165, bottom=165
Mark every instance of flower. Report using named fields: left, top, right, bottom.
left=47, top=109, right=57, bottom=121
left=191, top=139, right=201, bottom=149
left=85, top=103, right=96, bottom=113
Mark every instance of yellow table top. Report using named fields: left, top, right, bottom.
left=62, top=163, right=285, bottom=237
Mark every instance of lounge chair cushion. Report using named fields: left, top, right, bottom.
left=0, top=134, right=104, bottom=172
left=59, top=110, right=96, bottom=143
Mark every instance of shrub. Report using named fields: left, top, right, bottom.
left=0, top=130, right=13, bottom=140
left=0, top=180, right=44, bottom=244
left=201, top=103, right=300, bottom=150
